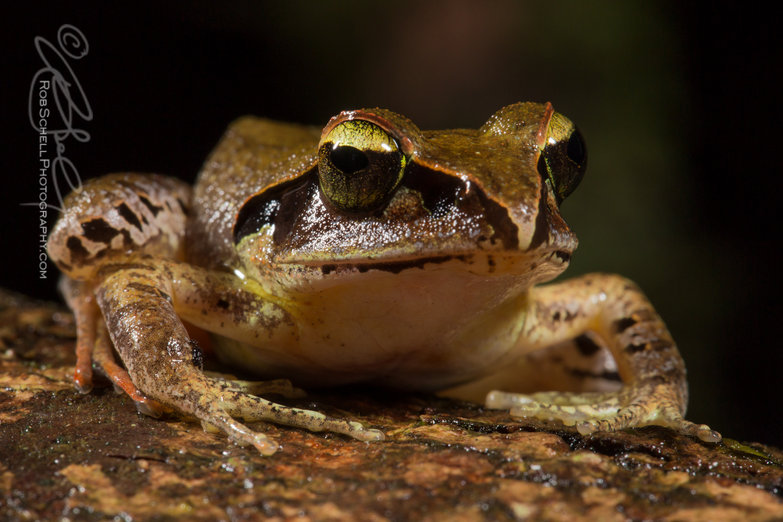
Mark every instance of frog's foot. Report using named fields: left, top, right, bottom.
left=186, top=374, right=385, bottom=455
left=486, top=386, right=721, bottom=443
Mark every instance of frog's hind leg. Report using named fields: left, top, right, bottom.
left=490, top=274, right=721, bottom=443
left=60, top=277, right=167, bottom=415
left=486, top=387, right=713, bottom=440
left=49, top=173, right=193, bottom=409
left=443, top=333, right=622, bottom=402
left=60, top=278, right=97, bottom=393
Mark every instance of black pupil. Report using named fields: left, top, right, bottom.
left=330, top=145, right=369, bottom=173
left=566, top=131, right=586, bottom=165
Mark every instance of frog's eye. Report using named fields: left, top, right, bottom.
left=537, top=112, right=587, bottom=204
left=318, top=120, right=406, bottom=213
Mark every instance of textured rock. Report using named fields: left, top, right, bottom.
left=1, top=288, right=781, bottom=521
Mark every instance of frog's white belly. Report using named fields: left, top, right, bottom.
left=214, top=259, right=540, bottom=390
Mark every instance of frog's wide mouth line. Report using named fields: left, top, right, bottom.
left=319, top=254, right=470, bottom=275
left=279, top=248, right=571, bottom=276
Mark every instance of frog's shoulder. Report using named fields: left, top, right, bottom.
left=188, top=117, right=321, bottom=268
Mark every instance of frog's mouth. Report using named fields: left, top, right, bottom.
left=307, top=249, right=572, bottom=277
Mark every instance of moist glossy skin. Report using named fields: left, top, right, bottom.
left=48, top=102, right=720, bottom=455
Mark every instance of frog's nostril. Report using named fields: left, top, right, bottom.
left=330, top=145, right=368, bottom=174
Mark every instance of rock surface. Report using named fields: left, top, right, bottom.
left=1, top=288, right=781, bottom=521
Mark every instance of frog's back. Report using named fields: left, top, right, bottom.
left=187, top=117, right=321, bottom=268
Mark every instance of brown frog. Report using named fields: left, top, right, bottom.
left=48, top=102, right=720, bottom=454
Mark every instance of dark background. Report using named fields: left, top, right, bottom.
left=3, top=2, right=781, bottom=446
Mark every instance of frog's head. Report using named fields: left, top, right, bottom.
left=233, top=102, right=585, bottom=289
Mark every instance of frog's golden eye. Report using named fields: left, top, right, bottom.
left=318, top=120, right=406, bottom=213
left=537, top=112, right=587, bottom=204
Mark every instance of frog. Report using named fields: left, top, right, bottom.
left=47, top=102, right=721, bottom=455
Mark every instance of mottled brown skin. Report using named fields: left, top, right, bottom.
left=47, top=102, right=720, bottom=454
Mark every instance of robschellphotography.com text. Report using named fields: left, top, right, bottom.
left=27, top=23, right=93, bottom=280
left=35, top=79, right=51, bottom=279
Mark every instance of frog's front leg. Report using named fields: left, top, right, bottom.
left=49, top=173, right=382, bottom=455
left=94, top=261, right=384, bottom=455
left=487, top=273, right=721, bottom=443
